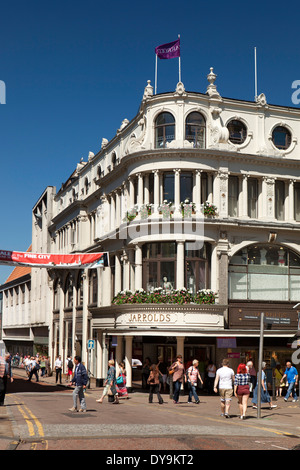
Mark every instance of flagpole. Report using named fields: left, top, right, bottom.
left=178, top=34, right=181, bottom=82
left=155, top=54, right=158, bottom=95
left=254, top=46, right=257, bottom=101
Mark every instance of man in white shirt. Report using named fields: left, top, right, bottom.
left=55, top=355, right=62, bottom=384
left=214, top=359, right=235, bottom=418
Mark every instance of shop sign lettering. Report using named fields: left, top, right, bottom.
left=128, top=313, right=171, bottom=323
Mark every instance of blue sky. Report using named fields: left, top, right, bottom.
left=0, top=0, right=300, bottom=283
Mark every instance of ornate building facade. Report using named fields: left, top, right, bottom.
left=2, top=69, right=300, bottom=385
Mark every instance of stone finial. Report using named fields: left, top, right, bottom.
left=101, top=138, right=108, bottom=149
left=143, top=80, right=153, bottom=100
left=206, top=67, right=220, bottom=98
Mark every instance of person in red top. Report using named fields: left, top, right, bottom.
left=169, top=355, right=185, bottom=404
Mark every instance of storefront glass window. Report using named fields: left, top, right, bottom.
left=143, top=242, right=176, bottom=292
left=229, top=244, right=300, bottom=301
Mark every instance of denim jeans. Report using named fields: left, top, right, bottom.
left=73, top=385, right=86, bottom=410
left=188, top=382, right=199, bottom=403
left=285, top=382, right=297, bottom=400
left=173, top=380, right=182, bottom=403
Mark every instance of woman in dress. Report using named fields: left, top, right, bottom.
left=252, top=362, right=277, bottom=410
left=116, top=362, right=128, bottom=399
left=234, top=363, right=251, bottom=419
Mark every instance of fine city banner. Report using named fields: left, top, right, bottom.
left=0, top=250, right=109, bottom=269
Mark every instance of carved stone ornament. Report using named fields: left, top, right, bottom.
left=88, top=151, right=95, bottom=162
left=125, top=115, right=147, bottom=154
left=256, top=93, right=267, bottom=106
left=143, top=80, right=153, bottom=100
left=101, top=138, right=109, bottom=149
left=206, top=67, right=221, bottom=98
left=174, top=81, right=186, bottom=96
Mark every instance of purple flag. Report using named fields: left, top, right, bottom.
left=155, top=39, right=180, bottom=60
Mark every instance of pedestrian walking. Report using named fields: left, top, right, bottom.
left=206, top=361, right=216, bottom=395
left=234, top=363, right=251, bottom=419
left=96, top=359, right=119, bottom=404
left=157, top=356, right=168, bottom=393
left=281, top=361, right=298, bottom=402
left=0, top=354, right=14, bottom=406
left=246, top=360, right=257, bottom=394
left=273, top=363, right=285, bottom=398
left=147, top=364, right=163, bottom=404
left=39, top=356, right=46, bottom=377
left=28, top=356, right=39, bottom=382
left=252, top=362, right=277, bottom=410
left=116, top=362, right=128, bottom=399
left=187, top=360, right=203, bottom=404
left=169, top=354, right=185, bottom=404
left=68, top=356, right=88, bottom=412
left=55, top=355, right=62, bottom=384
left=66, top=356, right=74, bottom=384
left=214, top=359, right=235, bottom=418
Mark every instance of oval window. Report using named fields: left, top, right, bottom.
left=272, top=126, right=291, bottom=150
left=227, top=119, right=247, bottom=144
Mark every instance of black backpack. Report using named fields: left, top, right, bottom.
left=68, top=359, right=73, bottom=370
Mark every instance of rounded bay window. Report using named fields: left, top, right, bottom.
left=155, top=112, right=175, bottom=148
left=229, top=244, right=300, bottom=301
left=272, top=125, right=292, bottom=150
left=227, top=119, right=247, bottom=144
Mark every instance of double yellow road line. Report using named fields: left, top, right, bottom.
left=14, top=398, right=48, bottom=450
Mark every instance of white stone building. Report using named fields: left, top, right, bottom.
left=2, top=69, right=300, bottom=385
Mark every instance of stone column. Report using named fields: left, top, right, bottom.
left=114, top=253, right=122, bottom=295
left=174, top=169, right=181, bottom=211
left=241, top=174, right=249, bottom=218
left=134, top=244, right=143, bottom=291
left=194, top=170, right=201, bottom=212
left=288, top=179, right=296, bottom=222
left=137, top=173, right=143, bottom=207
left=153, top=170, right=160, bottom=212
left=176, top=241, right=185, bottom=290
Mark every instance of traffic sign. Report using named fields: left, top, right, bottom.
left=88, top=339, right=95, bottom=350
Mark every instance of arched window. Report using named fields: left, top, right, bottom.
left=229, top=244, right=300, bottom=301
left=272, top=126, right=292, bottom=150
left=185, top=112, right=206, bottom=148
left=227, top=119, right=247, bottom=144
left=155, top=112, right=175, bottom=148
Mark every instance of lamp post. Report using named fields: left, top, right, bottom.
left=257, top=312, right=264, bottom=419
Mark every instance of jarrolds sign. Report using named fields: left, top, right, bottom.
left=0, top=250, right=109, bottom=269
left=229, top=302, right=298, bottom=330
